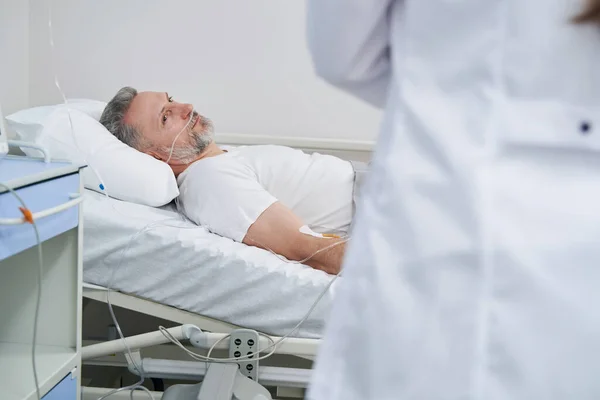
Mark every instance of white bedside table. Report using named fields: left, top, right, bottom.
left=0, top=155, right=84, bottom=400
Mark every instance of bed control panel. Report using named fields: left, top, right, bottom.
left=229, top=329, right=260, bottom=382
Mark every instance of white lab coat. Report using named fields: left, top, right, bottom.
left=307, top=1, right=600, bottom=399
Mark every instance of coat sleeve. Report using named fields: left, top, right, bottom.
left=306, top=0, right=395, bottom=108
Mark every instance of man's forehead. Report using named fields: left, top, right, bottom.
left=124, top=91, right=164, bottom=126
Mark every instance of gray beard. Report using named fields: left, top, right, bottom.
left=163, top=118, right=214, bottom=164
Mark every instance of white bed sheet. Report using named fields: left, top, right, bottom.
left=82, top=190, right=335, bottom=338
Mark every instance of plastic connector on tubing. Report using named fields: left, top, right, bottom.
left=19, top=207, right=34, bottom=224
left=0, top=197, right=83, bottom=226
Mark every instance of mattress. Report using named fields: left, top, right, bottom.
left=82, top=190, right=335, bottom=338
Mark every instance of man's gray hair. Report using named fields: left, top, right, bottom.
left=99, top=86, right=146, bottom=150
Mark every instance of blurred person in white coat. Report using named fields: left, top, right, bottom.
left=307, top=0, right=600, bottom=399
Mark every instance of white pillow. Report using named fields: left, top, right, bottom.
left=6, top=101, right=180, bottom=207
left=5, top=99, right=108, bottom=142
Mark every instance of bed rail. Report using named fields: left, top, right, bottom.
left=215, top=132, right=375, bottom=153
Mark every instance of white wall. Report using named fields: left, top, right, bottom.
left=0, top=0, right=29, bottom=118
left=28, top=0, right=381, bottom=140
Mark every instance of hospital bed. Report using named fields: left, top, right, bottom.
left=80, top=134, right=373, bottom=398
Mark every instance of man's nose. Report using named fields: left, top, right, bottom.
left=179, top=103, right=194, bottom=119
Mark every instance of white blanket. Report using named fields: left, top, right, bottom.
left=82, top=190, right=335, bottom=338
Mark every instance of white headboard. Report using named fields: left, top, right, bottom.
left=215, top=133, right=375, bottom=163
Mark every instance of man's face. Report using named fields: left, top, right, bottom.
left=124, top=91, right=213, bottom=164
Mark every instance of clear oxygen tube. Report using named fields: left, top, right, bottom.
left=164, top=107, right=198, bottom=165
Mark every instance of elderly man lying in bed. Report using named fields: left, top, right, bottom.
left=100, top=87, right=365, bottom=275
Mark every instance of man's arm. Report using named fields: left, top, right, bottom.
left=306, top=0, right=395, bottom=108
left=243, top=202, right=346, bottom=275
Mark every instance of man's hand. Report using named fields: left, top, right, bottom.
left=243, top=202, right=346, bottom=274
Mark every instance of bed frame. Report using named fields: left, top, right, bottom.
left=81, top=134, right=374, bottom=399
left=82, top=283, right=320, bottom=358
left=218, top=132, right=374, bottom=164
left=216, top=132, right=374, bottom=152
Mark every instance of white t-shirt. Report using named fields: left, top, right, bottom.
left=177, top=145, right=355, bottom=242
